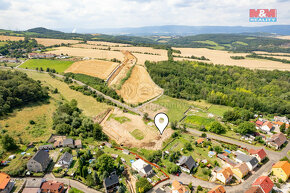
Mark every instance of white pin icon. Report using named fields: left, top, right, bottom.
left=154, top=113, right=169, bottom=135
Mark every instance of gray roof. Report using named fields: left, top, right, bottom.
left=155, top=188, right=166, bottom=193
left=236, top=154, right=258, bottom=166
left=178, top=155, right=196, bottom=170
left=58, top=152, right=73, bottom=163
left=31, top=150, right=50, bottom=166
left=25, top=178, right=45, bottom=188
left=63, top=138, right=74, bottom=146
left=104, top=173, right=119, bottom=188
left=143, top=164, right=153, bottom=174
left=38, top=144, right=53, bottom=149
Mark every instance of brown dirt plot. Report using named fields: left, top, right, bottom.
left=101, top=108, right=173, bottom=149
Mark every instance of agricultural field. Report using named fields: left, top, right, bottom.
left=117, top=65, right=163, bottom=104
left=173, top=47, right=290, bottom=71
left=87, top=40, right=131, bottom=47
left=276, top=35, right=290, bottom=40
left=101, top=108, right=173, bottom=149
left=24, top=70, right=110, bottom=117
left=46, top=46, right=124, bottom=61
left=0, top=35, right=81, bottom=46
left=20, top=59, right=74, bottom=73
left=65, top=59, right=119, bottom=79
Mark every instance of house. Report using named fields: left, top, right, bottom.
left=252, top=176, right=274, bottom=193
left=245, top=186, right=263, bottom=193
left=155, top=188, right=166, bottom=193
left=22, top=178, right=45, bottom=193
left=103, top=172, right=119, bottom=193
left=177, top=156, right=197, bottom=173
left=255, top=120, right=264, bottom=128
left=28, top=53, right=56, bottom=59
left=63, top=138, right=74, bottom=148
left=132, top=159, right=153, bottom=177
left=248, top=149, right=267, bottom=162
left=235, top=154, right=258, bottom=171
left=208, top=185, right=226, bottom=193
left=74, top=139, right=82, bottom=148
left=38, top=144, right=54, bottom=150
left=232, top=163, right=249, bottom=179
left=171, top=180, right=188, bottom=193
left=267, top=133, right=287, bottom=149
left=274, top=116, right=289, bottom=124
left=197, top=138, right=205, bottom=144
left=40, top=181, right=64, bottom=193
left=261, top=121, right=274, bottom=132
left=27, top=150, right=51, bottom=172
left=217, top=154, right=237, bottom=167
left=216, top=167, right=233, bottom=184
left=0, top=173, right=14, bottom=193
left=53, top=140, right=63, bottom=148
left=271, top=161, right=290, bottom=181
left=0, top=58, right=19, bottom=63
left=55, top=152, right=73, bottom=168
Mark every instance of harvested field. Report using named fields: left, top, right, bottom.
left=133, top=52, right=168, bottom=65
left=46, top=47, right=124, bottom=61
left=71, top=43, right=109, bottom=50
left=101, top=108, right=173, bottom=149
left=87, top=40, right=130, bottom=47
left=0, top=35, right=80, bottom=46
left=276, top=36, right=290, bottom=40
left=65, top=59, right=119, bottom=79
left=108, top=51, right=136, bottom=86
left=117, top=65, right=163, bottom=104
left=173, top=47, right=290, bottom=71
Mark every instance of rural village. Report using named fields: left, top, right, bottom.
left=0, top=22, right=290, bottom=193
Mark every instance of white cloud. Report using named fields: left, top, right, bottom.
left=0, top=0, right=288, bottom=31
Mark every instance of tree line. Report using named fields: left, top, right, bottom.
left=0, top=70, right=49, bottom=116
left=145, top=60, right=290, bottom=116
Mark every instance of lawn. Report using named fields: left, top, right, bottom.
left=20, top=59, right=74, bottom=73
left=102, top=146, right=136, bottom=165
left=69, top=188, right=84, bottom=193
left=154, top=95, right=192, bottom=122
left=109, top=114, right=131, bottom=124
left=130, top=129, right=145, bottom=140
left=184, top=115, right=215, bottom=129
left=23, top=70, right=110, bottom=117
left=207, top=104, right=233, bottom=117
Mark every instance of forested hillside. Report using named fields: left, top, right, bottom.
left=0, top=70, right=49, bottom=116
left=168, top=34, right=290, bottom=53
left=145, top=61, right=290, bottom=115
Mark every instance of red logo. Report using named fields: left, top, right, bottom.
left=249, top=9, right=277, bottom=18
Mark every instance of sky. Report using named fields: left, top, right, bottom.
left=0, top=0, right=289, bottom=32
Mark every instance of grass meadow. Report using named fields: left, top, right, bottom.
left=20, top=59, right=74, bottom=73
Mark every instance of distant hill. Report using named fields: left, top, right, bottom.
left=27, top=27, right=65, bottom=35
left=76, top=25, right=290, bottom=36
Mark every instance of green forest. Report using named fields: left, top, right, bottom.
left=145, top=60, right=290, bottom=116
left=0, top=70, right=49, bottom=116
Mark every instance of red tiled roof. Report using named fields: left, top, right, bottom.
left=245, top=186, right=263, bottom=193
left=208, top=185, right=226, bottom=193
left=248, top=149, right=267, bottom=160
left=252, top=176, right=273, bottom=193
left=0, top=173, right=10, bottom=190
left=41, top=181, right=63, bottom=192
left=255, top=121, right=263, bottom=126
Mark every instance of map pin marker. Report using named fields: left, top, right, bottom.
left=154, top=113, right=169, bottom=135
